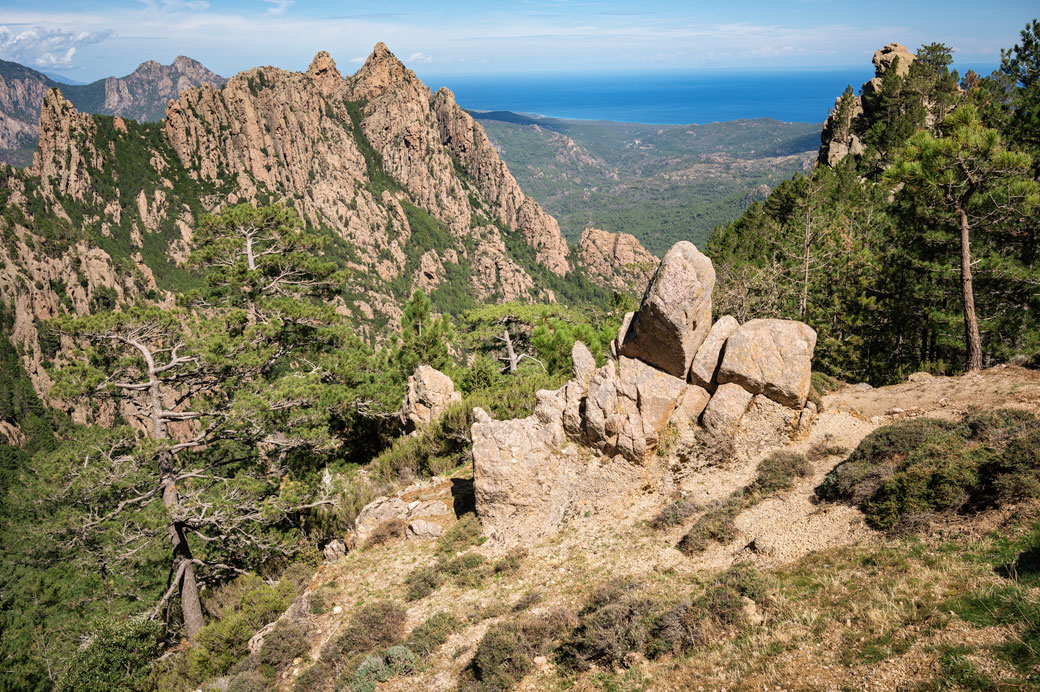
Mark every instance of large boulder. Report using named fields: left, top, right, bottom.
left=690, top=315, right=740, bottom=392
left=471, top=389, right=577, bottom=545
left=583, top=357, right=687, bottom=462
left=399, top=364, right=461, bottom=430
left=701, top=382, right=754, bottom=436
left=618, top=241, right=715, bottom=378
left=716, top=319, right=817, bottom=409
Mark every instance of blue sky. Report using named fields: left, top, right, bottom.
left=0, top=0, right=1034, bottom=81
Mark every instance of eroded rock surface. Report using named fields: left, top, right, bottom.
left=690, top=315, right=740, bottom=391
left=618, top=241, right=715, bottom=378
left=717, top=319, right=817, bottom=409
left=400, top=364, right=461, bottom=431
left=471, top=241, right=819, bottom=546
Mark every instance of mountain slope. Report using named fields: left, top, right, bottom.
left=0, top=56, right=225, bottom=166
left=0, top=44, right=626, bottom=414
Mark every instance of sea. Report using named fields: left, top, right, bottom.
left=423, top=64, right=1000, bottom=125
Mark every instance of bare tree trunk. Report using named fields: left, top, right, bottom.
left=162, top=474, right=205, bottom=635
left=502, top=329, right=519, bottom=373
left=137, top=340, right=206, bottom=636
left=958, top=207, right=983, bottom=371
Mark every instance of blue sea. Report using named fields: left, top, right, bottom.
left=423, top=64, right=999, bottom=125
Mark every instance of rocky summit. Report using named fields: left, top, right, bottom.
left=471, top=241, right=816, bottom=545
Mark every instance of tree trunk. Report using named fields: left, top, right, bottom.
left=163, top=475, right=205, bottom=635
left=146, top=352, right=205, bottom=636
left=502, top=329, right=519, bottom=373
left=958, top=207, right=983, bottom=371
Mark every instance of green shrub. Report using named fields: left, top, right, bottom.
left=462, top=623, right=534, bottom=691
left=677, top=500, right=741, bottom=555
left=979, top=429, right=1040, bottom=504
left=442, top=552, right=487, bottom=587
left=750, top=451, right=811, bottom=495
left=817, top=418, right=965, bottom=506
left=55, top=619, right=163, bottom=692
left=406, top=611, right=460, bottom=659
left=437, top=513, right=484, bottom=556
left=404, top=562, right=444, bottom=601
left=864, top=440, right=984, bottom=529
left=560, top=583, right=657, bottom=671
left=385, top=645, right=417, bottom=675
left=818, top=410, right=1040, bottom=531
left=327, top=600, right=407, bottom=660
left=344, top=654, right=391, bottom=692
left=649, top=497, right=700, bottom=529
left=226, top=670, right=271, bottom=692
left=188, top=573, right=296, bottom=679
left=257, top=620, right=309, bottom=669
left=493, top=547, right=527, bottom=575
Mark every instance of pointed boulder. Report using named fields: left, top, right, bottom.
left=618, top=241, right=715, bottom=379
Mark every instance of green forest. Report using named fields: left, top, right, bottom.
left=1, top=19, right=1039, bottom=692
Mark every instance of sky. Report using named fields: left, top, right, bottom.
left=0, top=0, right=1034, bottom=82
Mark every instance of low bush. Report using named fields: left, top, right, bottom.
left=818, top=410, right=1040, bottom=531
left=460, top=610, right=571, bottom=691
left=187, top=573, right=298, bottom=679
left=366, top=518, right=407, bottom=548
left=406, top=611, right=460, bottom=659
left=385, top=645, right=417, bottom=675
left=437, top=513, right=485, bottom=556
left=750, top=451, right=811, bottom=495
left=560, top=580, right=657, bottom=671
left=327, top=600, right=407, bottom=660
left=441, top=552, right=487, bottom=587
left=677, top=500, right=741, bottom=555
left=405, top=562, right=444, bottom=601
left=649, top=497, right=700, bottom=529
left=257, top=620, right=309, bottom=670
left=512, top=590, right=544, bottom=612
left=493, top=547, right=528, bottom=575
left=344, top=654, right=390, bottom=692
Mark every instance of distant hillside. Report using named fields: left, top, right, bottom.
left=474, top=111, right=820, bottom=255
left=0, top=57, right=225, bottom=166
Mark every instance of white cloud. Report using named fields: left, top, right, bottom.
left=263, top=0, right=293, bottom=16
left=407, top=51, right=433, bottom=64
left=0, top=25, right=112, bottom=69
left=349, top=56, right=366, bottom=64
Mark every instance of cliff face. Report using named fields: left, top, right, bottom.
left=0, top=56, right=225, bottom=166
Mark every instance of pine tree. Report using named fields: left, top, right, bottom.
left=887, top=105, right=1039, bottom=370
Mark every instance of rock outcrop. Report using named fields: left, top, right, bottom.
left=576, top=227, right=657, bottom=293
left=717, top=319, right=817, bottom=409
left=399, top=365, right=462, bottom=431
left=472, top=241, right=817, bottom=545
left=818, top=42, right=917, bottom=167
left=618, top=241, right=715, bottom=378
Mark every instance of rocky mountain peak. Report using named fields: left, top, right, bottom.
left=306, top=51, right=344, bottom=95
left=349, top=42, right=421, bottom=102
left=872, top=42, right=915, bottom=77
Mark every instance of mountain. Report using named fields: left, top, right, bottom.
left=0, top=56, right=225, bottom=166
left=474, top=112, right=819, bottom=255
left=40, top=71, right=85, bottom=85
left=0, top=44, right=635, bottom=412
